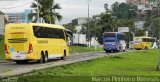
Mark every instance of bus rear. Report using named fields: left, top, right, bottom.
left=133, top=37, right=143, bottom=49
left=133, top=37, right=156, bottom=50
left=5, top=24, right=32, bottom=62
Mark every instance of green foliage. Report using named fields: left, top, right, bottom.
left=63, top=23, right=77, bottom=33
left=29, top=0, right=62, bottom=24
left=80, top=21, right=100, bottom=41
left=112, top=2, right=138, bottom=19
left=116, top=19, right=136, bottom=32
left=144, top=17, right=160, bottom=39
left=98, top=13, right=115, bottom=32
left=134, top=28, right=145, bottom=36
left=18, top=50, right=160, bottom=81
left=69, top=46, right=103, bottom=54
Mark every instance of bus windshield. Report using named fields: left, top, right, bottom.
left=105, top=40, right=115, bottom=42
left=104, top=33, right=116, bottom=37
left=142, top=38, right=155, bottom=42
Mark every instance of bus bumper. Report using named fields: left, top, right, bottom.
left=5, top=53, right=39, bottom=60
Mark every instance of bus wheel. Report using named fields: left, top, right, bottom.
left=117, top=48, right=121, bottom=52
left=105, top=50, right=110, bottom=53
left=145, top=47, right=148, bottom=50
left=61, top=51, right=66, bottom=60
left=39, top=52, right=45, bottom=63
left=44, top=52, right=48, bottom=63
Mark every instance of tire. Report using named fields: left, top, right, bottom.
left=105, top=50, right=110, bottom=53
left=117, top=48, right=121, bottom=52
left=38, top=52, right=45, bottom=63
left=44, top=52, right=48, bottom=63
left=113, top=50, right=117, bottom=53
left=61, top=51, right=66, bottom=60
left=145, top=47, right=148, bottom=50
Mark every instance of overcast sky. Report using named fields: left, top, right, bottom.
left=0, top=0, right=125, bottom=24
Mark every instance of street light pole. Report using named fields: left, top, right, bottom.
left=88, top=0, right=91, bottom=47
left=37, top=0, right=39, bottom=23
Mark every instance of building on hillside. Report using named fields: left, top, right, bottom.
left=72, top=17, right=92, bottom=25
left=126, top=0, right=148, bottom=5
left=134, top=21, right=145, bottom=29
left=6, top=9, right=32, bottom=23
left=126, top=0, right=158, bottom=27
left=0, top=11, right=7, bottom=35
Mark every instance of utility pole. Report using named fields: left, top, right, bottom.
left=37, top=0, right=39, bottom=23
left=158, top=0, right=160, bottom=16
left=88, top=0, right=91, bottom=47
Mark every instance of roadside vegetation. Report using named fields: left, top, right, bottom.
left=69, top=46, right=103, bottom=54
left=0, top=36, right=4, bottom=60
left=18, top=50, right=160, bottom=81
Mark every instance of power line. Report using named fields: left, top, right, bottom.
left=0, top=2, right=32, bottom=9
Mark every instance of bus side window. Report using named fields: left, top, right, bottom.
left=59, top=29, right=65, bottom=40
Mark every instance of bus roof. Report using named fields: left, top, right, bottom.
left=6, top=23, right=65, bottom=29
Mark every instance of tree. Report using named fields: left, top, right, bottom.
left=144, top=17, right=160, bottom=39
left=104, top=3, right=109, bottom=12
left=29, top=0, right=62, bottom=24
left=112, top=2, right=138, bottom=19
left=116, top=19, right=136, bottom=32
left=98, top=13, right=115, bottom=32
left=134, top=28, right=145, bottom=36
left=63, top=23, right=77, bottom=33
left=95, top=13, right=117, bottom=44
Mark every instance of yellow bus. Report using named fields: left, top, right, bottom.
left=133, top=37, right=156, bottom=50
left=5, top=23, right=69, bottom=64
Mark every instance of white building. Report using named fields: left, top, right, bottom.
left=72, top=17, right=92, bottom=25
left=0, top=11, right=6, bottom=35
left=134, top=21, right=145, bottom=29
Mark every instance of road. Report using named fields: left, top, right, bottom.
left=0, top=51, right=129, bottom=78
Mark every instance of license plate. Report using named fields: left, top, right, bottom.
left=11, top=53, right=26, bottom=60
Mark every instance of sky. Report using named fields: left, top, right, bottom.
left=0, top=0, right=126, bottom=24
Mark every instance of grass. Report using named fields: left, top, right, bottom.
left=69, top=46, right=103, bottom=54
left=17, top=50, right=160, bottom=82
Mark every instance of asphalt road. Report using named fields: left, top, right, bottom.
left=0, top=51, right=128, bottom=78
